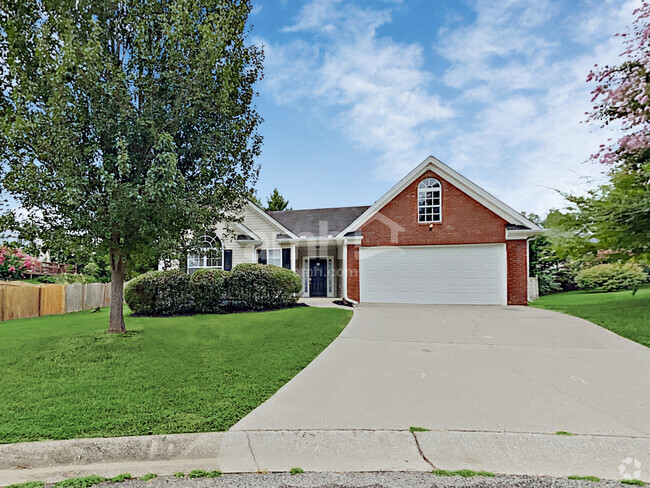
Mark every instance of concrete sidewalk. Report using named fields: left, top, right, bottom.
left=1, top=430, right=648, bottom=485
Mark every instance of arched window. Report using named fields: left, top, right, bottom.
left=187, top=234, right=223, bottom=274
left=418, top=178, right=441, bottom=223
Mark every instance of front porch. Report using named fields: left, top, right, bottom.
left=293, top=241, right=343, bottom=299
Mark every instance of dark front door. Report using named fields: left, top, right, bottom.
left=309, top=258, right=328, bottom=297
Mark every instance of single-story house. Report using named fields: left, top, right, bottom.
left=184, top=156, right=543, bottom=305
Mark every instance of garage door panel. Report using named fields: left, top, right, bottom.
left=359, top=245, right=506, bottom=305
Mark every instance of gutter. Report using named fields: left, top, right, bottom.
left=505, top=228, right=546, bottom=240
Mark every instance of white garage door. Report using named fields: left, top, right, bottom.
left=359, top=244, right=507, bottom=305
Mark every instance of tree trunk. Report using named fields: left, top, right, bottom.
left=108, top=249, right=126, bottom=333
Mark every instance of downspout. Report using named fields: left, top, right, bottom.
left=342, top=238, right=359, bottom=305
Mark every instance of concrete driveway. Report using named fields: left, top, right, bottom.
left=233, top=304, right=650, bottom=437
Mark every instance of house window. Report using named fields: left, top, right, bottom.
left=268, top=249, right=282, bottom=266
left=258, top=248, right=282, bottom=266
left=418, top=178, right=441, bottom=223
left=188, top=234, right=223, bottom=274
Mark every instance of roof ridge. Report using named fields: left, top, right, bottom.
left=268, top=205, right=370, bottom=213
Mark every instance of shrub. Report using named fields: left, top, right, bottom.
left=190, top=268, right=229, bottom=313
left=576, top=262, right=647, bottom=292
left=227, top=263, right=301, bottom=310
left=124, top=270, right=192, bottom=315
left=266, top=264, right=303, bottom=306
left=0, top=246, right=40, bottom=280
left=82, top=261, right=100, bottom=278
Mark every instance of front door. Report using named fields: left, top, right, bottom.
left=309, top=258, right=328, bottom=297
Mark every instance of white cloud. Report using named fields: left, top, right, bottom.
left=260, top=0, right=641, bottom=215
left=259, top=0, right=453, bottom=180
left=436, top=0, right=641, bottom=215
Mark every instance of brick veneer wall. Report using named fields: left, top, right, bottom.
left=347, top=244, right=360, bottom=302
left=360, top=170, right=508, bottom=247
left=506, top=240, right=528, bottom=305
left=346, top=169, right=529, bottom=305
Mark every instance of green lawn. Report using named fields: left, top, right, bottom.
left=0, top=306, right=352, bottom=444
left=531, top=285, right=650, bottom=348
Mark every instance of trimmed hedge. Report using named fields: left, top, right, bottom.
left=125, top=264, right=302, bottom=316
left=576, top=262, right=647, bottom=292
left=228, top=263, right=302, bottom=310
left=190, top=268, right=229, bottom=313
left=124, top=270, right=192, bottom=315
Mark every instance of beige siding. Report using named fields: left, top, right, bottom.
left=217, top=205, right=291, bottom=267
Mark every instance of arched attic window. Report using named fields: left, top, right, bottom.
left=418, top=178, right=441, bottom=223
left=187, top=234, right=223, bottom=274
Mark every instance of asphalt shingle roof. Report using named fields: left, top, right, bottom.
left=267, top=206, right=370, bottom=238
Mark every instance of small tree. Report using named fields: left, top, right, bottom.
left=266, top=188, right=291, bottom=211
left=0, top=0, right=263, bottom=332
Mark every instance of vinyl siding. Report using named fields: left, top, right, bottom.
left=216, top=206, right=289, bottom=267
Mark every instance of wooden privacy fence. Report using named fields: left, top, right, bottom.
left=0, top=282, right=111, bottom=322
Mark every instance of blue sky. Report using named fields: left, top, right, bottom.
left=248, top=0, right=638, bottom=216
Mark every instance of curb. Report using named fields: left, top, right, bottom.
left=1, top=430, right=649, bottom=485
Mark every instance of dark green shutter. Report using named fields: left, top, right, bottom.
left=282, top=248, right=291, bottom=269
left=224, top=250, right=232, bottom=271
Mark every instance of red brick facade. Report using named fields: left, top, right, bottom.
left=346, top=169, right=529, bottom=305
left=360, top=170, right=508, bottom=247
left=347, top=244, right=360, bottom=302
left=506, top=240, right=528, bottom=305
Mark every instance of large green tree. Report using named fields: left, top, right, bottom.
left=0, top=0, right=263, bottom=332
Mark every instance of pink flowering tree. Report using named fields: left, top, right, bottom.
left=0, top=247, right=40, bottom=281
left=588, top=2, right=650, bottom=164
left=549, top=3, right=650, bottom=264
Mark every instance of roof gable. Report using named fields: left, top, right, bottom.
left=245, top=201, right=299, bottom=239
left=337, top=156, right=542, bottom=237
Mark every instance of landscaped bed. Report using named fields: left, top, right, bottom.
left=0, top=306, right=352, bottom=444
left=531, top=285, right=650, bottom=348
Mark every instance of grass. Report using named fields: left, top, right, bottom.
left=5, top=483, right=44, bottom=488
left=409, top=426, right=430, bottom=432
left=140, top=474, right=157, bottom=482
left=53, top=476, right=106, bottom=488
left=621, top=480, right=645, bottom=486
left=0, top=306, right=351, bottom=444
left=290, top=468, right=305, bottom=475
left=431, top=469, right=495, bottom=478
left=187, top=470, right=222, bottom=479
left=109, top=474, right=132, bottom=482
left=555, top=431, right=574, bottom=436
left=568, top=475, right=600, bottom=482
left=531, top=285, right=650, bottom=347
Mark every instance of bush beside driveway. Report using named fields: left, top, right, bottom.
left=0, top=306, right=352, bottom=444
